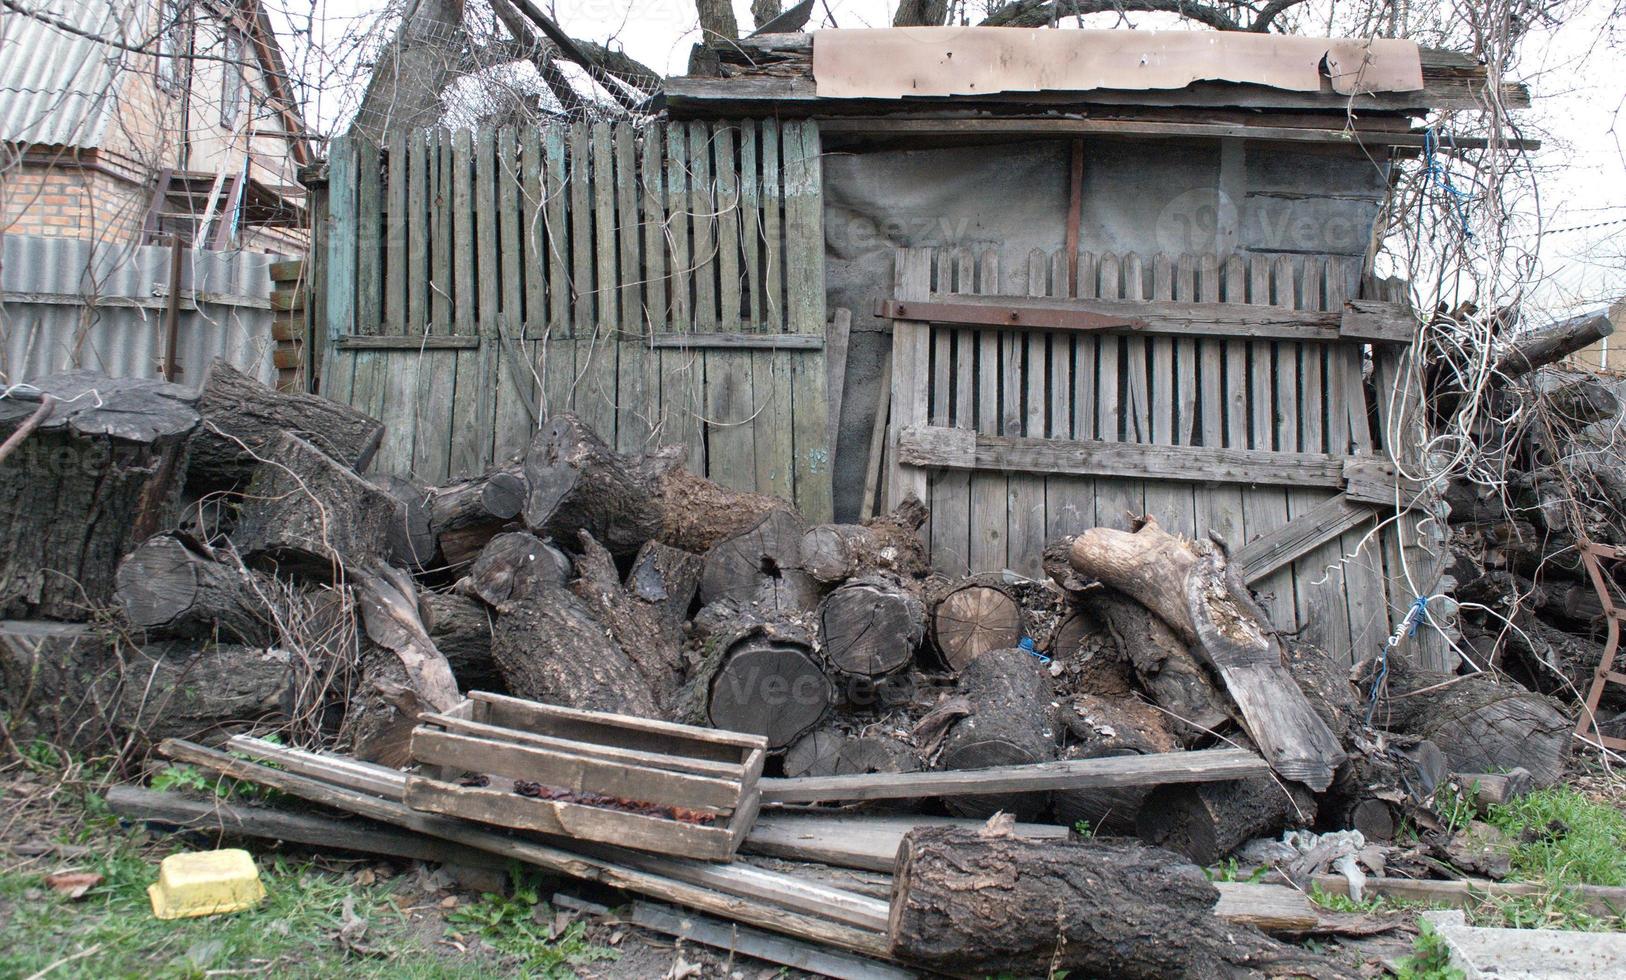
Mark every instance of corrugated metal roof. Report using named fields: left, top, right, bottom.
left=0, top=0, right=138, bottom=149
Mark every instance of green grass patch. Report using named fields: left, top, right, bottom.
left=444, top=870, right=617, bottom=978
left=1484, top=786, right=1626, bottom=888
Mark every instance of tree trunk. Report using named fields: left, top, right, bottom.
left=682, top=619, right=832, bottom=749
left=1372, top=654, right=1572, bottom=786
left=116, top=534, right=279, bottom=646
left=568, top=531, right=686, bottom=716
left=188, top=358, right=384, bottom=491
left=426, top=462, right=528, bottom=567
left=459, top=531, right=572, bottom=607
left=420, top=591, right=500, bottom=693
left=626, top=540, right=703, bottom=629
left=1070, top=519, right=1345, bottom=791
left=799, top=497, right=929, bottom=585
left=368, top=474, right=436, bottom=569
left=927, top=574, right=1025, bottom=672
left=699, top=508, right=810, bottom=606
left=231, top=431, right=405, bottom=576
left=1137, top=767, right=1318, bottom=866
left=1496, top=312, right=1615, bottom=383
left=1054, top=693, right=1178, bottom=834
left=817, top=576, right=925, bottom=677
left=523, top=413, right=660, bottom=557
left=890, top=826, right=1326, bottom=979
left=347, top=564, right=462, bottom=766
left=1086, top=590, right=1233, bottom=744
left=938, top=647, right=1057, bottom=819
left=489, top=587, right=659, bottom=719
left=349, top=0, right=468, bottom=145
left=0, top=373, right=196, bottom=619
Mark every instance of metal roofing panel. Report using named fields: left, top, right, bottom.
left=813, top=27, right=1424, bottom=101
left=0, top=0, right=135, bottom=148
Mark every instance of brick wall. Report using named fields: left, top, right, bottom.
left=1, top=163, right=148, bottom=245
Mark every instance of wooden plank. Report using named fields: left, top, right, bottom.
left=1235, top=493, right=1374, bottom=583
left=569, top=121, right=593, bottom=337
left=1002, top=249, right=1048, bottom=577
left=887, top=247, right=932, bottom=512
left=641, top=124, right=667, bottom=333
left=968, top=249, right=1005, bottom=570
left=1211, top=883, right=1321, bottom=933
left=1175, top=253, right=1200, bottom=446
left=544, top=123, right=570, bottom=340
left=759, top=119, right=785, bottom=332
left=826, top=307, right=852, bottom=449
left=354, top=138, right=382, bottom=339
left=929, top=251, right=971, bottom=574
left=455, top=125, right=501, bottom=476
left=1143, top=253, right=1192, bottom=538
left=522, top=127, right=547, bottom=338
left=786, top=120, right=831, bottom=520
left=688, top=120, right=717, bottom=331
left=898, top=424, right=1347, bottom=487
left=472, top=691, right=767, bottom=756
left=615, top=123, right=640, bottom=338
left=406, top=129, right=429, bottom=338
left=659, top=124, right=703, bottom=468
left=649, top=332, right=823, bottom=349
left=760, top=747, right=1267, bottom=803
left=744, top=812, right=1067, bottom=872
left=320, top=134, right=357, bottom=406
left=861, top=348, right=892, bottom=519
left=575, top=122, right=620, bottom=445
left=432, top=128, right=455, bottom=336
left=1242, top=253, right=1297, bottom=629
left=703, top=131, right=756, bottom=495
left=625, top=901, right=915, bottom=980
left=336, top=334, right=480, bottom=350
left=1332, top=266, right=1393, bottom=664
left=714, top=123, right=742, bottom=329
left=494, top=126, right=537, bottom=461
left=1092, top=252, right=1138, bottom=530
left=752, top=341, right=795, bottom=503
left=421, top=711, right=747, bottom=779
left=1192, top=251, right=1244, bottom=551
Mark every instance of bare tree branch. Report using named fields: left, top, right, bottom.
left=487, top=0, right=585, bottom=112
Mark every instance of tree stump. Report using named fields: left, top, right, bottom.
left=927, top=575, right=1025, bottom=672
left=523, top=414, right=660, bottom=556
left=683, top=620, right=832, bottom=749
left=231, top=431, right=404, bottom=576
left=890, top=825, right=1324, bottom=979
left=799, top=496, right=930, bottom=584
left=0, top=372, right=196, bottom=619
left=489, top=587, right=659, bottom=719
left=782, top=728, right=847, bottom=778
left=116, top=534, right=279, bottom=646
left=188, top=358, right=384, bottom=490
left=427, top=462, right=527, bottom=567
left=460, top=531, right=572, bottom=607
left=699, top=508, right=809, bottom=606
left=817, top=577, right=925, bottom=677
left=938, top=647, right=1057, bottom=819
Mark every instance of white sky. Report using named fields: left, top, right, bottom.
left=277, top=0, right=1626, bottom=311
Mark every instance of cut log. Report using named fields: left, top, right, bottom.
left=231, top=431, right=404, bottom=575
left=817, top=577, right=925, bottom=677
left=835, top=735, right=920, bottom=776
left=889, top=826, right=1327, bottom=978
left=1371, top=654, right=1572, bottom=786
left=782, top=729, right=847, bottom=778
left=938, top=647, right=1057, bottom=819
left=1086, top=589, right=1232, bottom=744
left=1458, top=768, right=1534, bottom=809
left=626, top=540, right=704, bottom=629
left=1319, top=737, right=1445, bottom=844
left=683, top=619, right=832, bottom=749
left=459, top=531, right=572, bottom=607
left=568, top=530, right=686, bottom=716
left=1053, top=693, right=1178, bottom=834
left=799, top=497, right=930, bottom=585
left=1496, top=312, right=1615, bottom=383
left=489, top=587, right=659, bottom=719
left=368, top=474, right=436, bottom=569
left=346, top=564, right=462, bottom=766
left=651, top=462, right=792, bottom=554
left=0, top=372, right=196, bottom=619
left=523, top=413, right=660, bottom=556
left=699, top=508, right=810, bottom=606
left=1137, top=765, right=1318, bottom=866
left=426, top=462, right=528, bottom=567
left=115, top=534, right=279, bottom=646
left=1070, top=518, right=1345, bottom=791
left=419, top=590, right=501, bottom=692
left=927, top=575, right=1025, bottom=672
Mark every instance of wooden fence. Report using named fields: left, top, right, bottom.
left=882, top=246, right=1446, bottom=667
left=315, top=118, right=831, bottom=521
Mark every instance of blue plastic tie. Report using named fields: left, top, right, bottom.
left=1019, top=636, right=1050, bottom=665
left=1422, top=128, right=1474, bottom=240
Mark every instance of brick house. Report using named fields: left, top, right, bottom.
left=0, top=0, right=311, bottom=252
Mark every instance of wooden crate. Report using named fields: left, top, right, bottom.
left=404, top=691, right=767, bottom=861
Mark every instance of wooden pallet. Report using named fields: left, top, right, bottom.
left=405, top=691, right=767, bottom=861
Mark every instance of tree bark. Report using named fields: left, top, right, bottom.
left=1085, top=589, right=1233, bottom=744
left=459, top=531, right=572, bottom=607
left=116, top=534, right=279, bottom=646
left=1137, top=767, right=1318, bottom=866
left=420, top=590, right=500, bottom=693
left=681, top=619, right=832, bottom=749
left=188, top=359, right=384, bottom=491
left=489, top=587, right=659, bottom=719
left=626, top=540, right=704, bottom=629
left=523, top=413, right=661, bottom=557
left=799, top=497, right=929, bottom=585
left=938, top=647, right=1057, bottom=819
left=231, top=431, right=405, bottom=576
left=426, top=462, right=528, bottom=567
left=817, top=576, right=925, bottom=677
left=927, top=574, right=1026, bottom=672
left=0, top=373, right=196, bottom=619
left=699, top=508, right=810, bottom=606
left=347, top=564, right=463, bottom=766
left=568, top=531, right=686, bottom=716
left=890, top=826, right=1328, bottom=978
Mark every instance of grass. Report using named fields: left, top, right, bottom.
left=443, top=869, right=617, bottom=978
left=1391, top=921, right=1465, bottom=980
left=1484, top=785, right=1626, bottom=888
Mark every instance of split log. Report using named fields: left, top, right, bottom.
left=368, top=474, right=436, bottom=569
left=231, top=431, right=405, bottom=575
left=681, top=619, right=833, bottom=749
left=1371, top=654, right=1572, bottom=786
left=799, top=497, right=929, bottom=584
left=1137, top=764, right=1318, bottom=866
left=188, top=358, right=384, bottom=490
left=1086, top=590, right=1232, bottom=744
left=1070, top=518, right=1345, bottom=791
left=1053, top=693, right=1177, bottom=834
left=489, top=587, right=659, bottom=719
left=426, top=462, right=528, bottom=567
left=459, top=531, right=572, bottom=607
left=699, top=508, right=810, bottom=606
left=889, top=826, right=1328, bottom=979
left=569, top=531, right=686, bottom=715
left=115, top=534, right=279, bottom=645
left=0, top=372, right=196, bottom=619
left=817, top=577, right=925, bottom=677
left=926, top=575, right=1025, bottom=672
left=419, top=591, right=500, bottom=693
left=626, top=540, right=703, bottom=629
left=523, top=414, right=660, bottom=556
left=938, top=647, right=1057, bottom=819
left=346, top=564, right=462, bottom=766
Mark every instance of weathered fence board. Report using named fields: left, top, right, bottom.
left=317, top=121, right=832, bottom=520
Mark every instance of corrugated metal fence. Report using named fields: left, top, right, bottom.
left=1, top=235, right=280, bottom=386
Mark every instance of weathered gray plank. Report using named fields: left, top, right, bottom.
left=1242, top=254, right=1296, bottom=629
left=786, top=120, right=831, bottom=520
left=968, top=249, right=1005, bottom=570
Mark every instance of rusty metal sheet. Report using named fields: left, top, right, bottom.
left=812, top=27, right=1423, bottom=100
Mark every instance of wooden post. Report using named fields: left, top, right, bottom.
left=162, top=236, right=183, bottom=381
